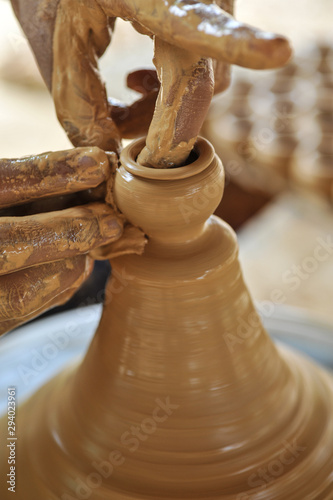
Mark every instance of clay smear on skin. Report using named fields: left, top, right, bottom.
left=138, top=39, right=214, bottom=168
left=0, top=148, right=109, bottom=208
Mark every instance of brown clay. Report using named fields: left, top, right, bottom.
left=50, top=0, right=291, bottom=159
left=0, top=145, right=146, bottom=329
left=97, top=0, right=292, bottom=69
left=7, top=4, right=333, bottom=500
left=0, top=148, right=110, bottom=208
left=0, top=255, right=93, bottom=335
left=137, top=39, right=214, bottom=168
left=2, top=0, right=295, bottom=337
left=0, top=203, right=123, bottom=276
left=108, top=69, right=160, bottom=139
left=2, top=138, right=333, bottom=499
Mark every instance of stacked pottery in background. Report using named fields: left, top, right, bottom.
left=291, top=44, right=333, bottom=199
left=204, top=40, right=333, bottom=203
left=249, top=62, right=306, bottom=179
left=204, top=77, right=285, bottom=196
left=203, top=80, right=283, bottom=231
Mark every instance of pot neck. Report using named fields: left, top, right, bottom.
left=113, top=137, right=225, bottom=245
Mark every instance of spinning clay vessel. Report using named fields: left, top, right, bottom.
left=1, top=137, right=333, bottom=499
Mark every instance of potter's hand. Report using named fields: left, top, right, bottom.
left=0, top=148, right=145, bottom=336
left=11, top=0, right=291, bottom=154
left=10, top=0, right=160, bottom=153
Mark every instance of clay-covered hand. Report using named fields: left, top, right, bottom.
left=11, top=0, right=291, bottom=155
left=0, top=147, right=145, bottom=336
left=10, top=0, right=160, bottom=153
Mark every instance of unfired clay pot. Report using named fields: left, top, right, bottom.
left=1, top=138, right=333, bottom=499
left=290, top=133, right=333, bottom=198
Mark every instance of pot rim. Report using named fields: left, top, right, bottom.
left=119, top=136, right=215, bottom=180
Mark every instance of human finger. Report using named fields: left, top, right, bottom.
left=0, top=147, right=112, bottom=209
left=101, top=0, right=292, bottom=70
left=107, top=68, right=160, bottom=138
left=213, top=60, right=231, bottom=94
left=109, top=90, right=159, bottom=139
left=126, top=69, right=160, bottom=95
left=90, top=224, right=147, bottom=260
left=0, top=203, right=123, bottom=276
left=137, top=38, right=214, bottom=168
left=11, top=1, right=157, bottom=144
left=52, top=0, right=120, bottom=152
left=0, top=255, right=93, bottom=335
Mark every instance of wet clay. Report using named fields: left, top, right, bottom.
left=0, top=147, right=110, bottom=208
left=3, top=3, right=324, bottom=499
left=2, top=138, right=333, bottom=499
left=52, top=0, right=121, bottom=152
left=97, top=0, right=292, bottom=69
left=0, top=203, right=123, bottom=276
left=50, top=0, right=291, bottom=159
left=109, top=69, right=160, bottom=139
left=0, top=146, right=146, bottom=331
left=0, top=255, right=93, bottom=335
left=137, top=39, right=214, bottom=168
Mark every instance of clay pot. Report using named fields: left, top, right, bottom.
left=114, top=137, right=224, bottom=241
left=1, top=138, right=333, bottom=499
left=291, top=133, right=333, bottom=198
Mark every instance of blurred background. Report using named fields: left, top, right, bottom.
left=0, top=0, right=332, bottom=326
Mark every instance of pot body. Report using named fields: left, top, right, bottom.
left=1, top=138, right=333, bottom=499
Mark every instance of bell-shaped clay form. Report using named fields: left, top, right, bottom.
left=1, top=138, right=333, bottom=499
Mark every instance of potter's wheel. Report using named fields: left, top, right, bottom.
left=0, top=304, right=333, bottom=415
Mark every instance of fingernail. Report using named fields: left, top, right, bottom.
left=100, top=215, right=123, bottom=240
left=84, top=256, right=95, bottom=277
